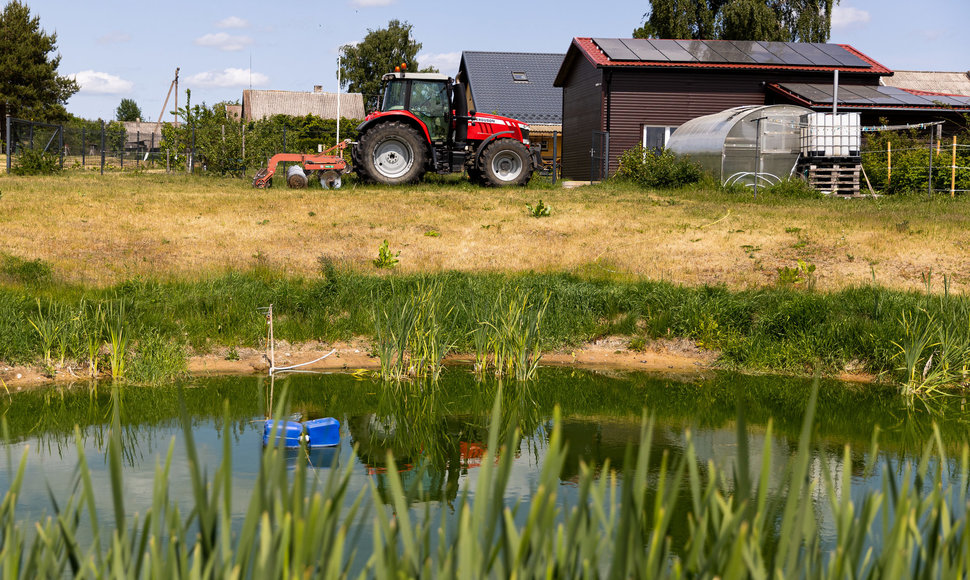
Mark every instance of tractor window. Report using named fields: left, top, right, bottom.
left=409, top=81, right=449, bottom=141
left=381, top=80, right=408, bottom=112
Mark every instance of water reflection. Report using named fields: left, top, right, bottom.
left=2, top=368, right=970, bottom=552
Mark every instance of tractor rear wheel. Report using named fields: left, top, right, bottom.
left=481, top=140, right=532, bottom=187
left=358, top=121, right=426, bottom=185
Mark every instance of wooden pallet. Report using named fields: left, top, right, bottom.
left=801, top=159, right=861, bottom=196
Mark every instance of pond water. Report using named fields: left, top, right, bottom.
left=2, top=367, right=969, bottom=558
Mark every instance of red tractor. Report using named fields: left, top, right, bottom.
left=352, top=69, right=536, bottom=187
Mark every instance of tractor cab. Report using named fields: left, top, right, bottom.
left=379, top=72, right=452, bottom=143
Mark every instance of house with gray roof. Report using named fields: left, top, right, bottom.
left=456, top=51, right=565, bottom=170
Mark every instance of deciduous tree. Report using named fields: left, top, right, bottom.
left=0, top=1, right=78, bottom=142
left=115, top=98, right=142, bottom=122
left=338, top=19, right=436, bottom=112
left=634, top=0, right=838, bottom=43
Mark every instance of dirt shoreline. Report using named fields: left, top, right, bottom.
left=0, top=337, right=724, bottom=392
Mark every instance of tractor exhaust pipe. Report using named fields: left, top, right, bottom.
left=286, top=165, right=308, bottom=188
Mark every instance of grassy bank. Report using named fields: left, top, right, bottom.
left=1, top=172, right=970, bottom=291
left=1, top=267, right=969, bottom=392
left=4, top=386, right=970, bottom=577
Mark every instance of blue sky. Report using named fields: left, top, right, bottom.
left=22, top=0, right=970, bottom=121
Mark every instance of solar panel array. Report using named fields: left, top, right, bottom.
left=777, top=83, right=970, bottom=108
left=591, top=38, right=872, bottom=69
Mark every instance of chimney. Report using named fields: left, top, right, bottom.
left=313, top=85, right=323, bottom=93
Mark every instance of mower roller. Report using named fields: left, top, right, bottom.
left=252, top=139, right=351, bottom=189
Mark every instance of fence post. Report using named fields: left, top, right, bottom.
left=928, top=129, right=934, bottom=196
left=887, top=141, right=891, bottom=184
left=5, top=115, right=10, bottom=173
left=82, top=128, right=86, bottom=167
left=552, top=131, right=558, bottom=185
left=100, top=120, right=105, bottom=175
left=953, top=135, right=958, bottom=198
left=136, top=130, right=140, bottom=168
left=58, top=124, right=64, bottom=169
left=189, top=123, right=195, bottom=173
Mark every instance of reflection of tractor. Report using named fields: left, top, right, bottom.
left=352, top=67, right=536, bottom=187
left=252, top=66, right=537, bottom=189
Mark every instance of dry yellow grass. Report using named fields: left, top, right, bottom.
left=1, top=171, right=969, bottom=291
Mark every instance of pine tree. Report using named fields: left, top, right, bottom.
left=0, top=1, right=79, bottom=142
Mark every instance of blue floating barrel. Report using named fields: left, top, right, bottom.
left=304, top=417, right=340, bottom=447
left=263, top=420, right=304, bottom=448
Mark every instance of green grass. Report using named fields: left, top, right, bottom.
left=2, top=267, right=970, bottom=390
left=4, top=383, right=970, bottom=577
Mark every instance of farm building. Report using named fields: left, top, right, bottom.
left=240, top=87, right=365, bottom=122
left=122, top=121, right=167, bottom=152
left=553, top=38, right=970, bottom=180
left=456, top=51, right=565, bottom=171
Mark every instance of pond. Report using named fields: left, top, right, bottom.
left=1, top=367, right=969, bottom=566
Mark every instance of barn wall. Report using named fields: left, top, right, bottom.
left=603, top=68, right=878, bottom=175
left=560, top=56, right=603, bottom=181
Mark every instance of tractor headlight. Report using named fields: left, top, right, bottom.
left=520, top=125, right=530, bottom=145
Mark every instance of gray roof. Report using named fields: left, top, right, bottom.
left=459, top=51, right=564, bottom=125
left=242, top=90, right=365, bottom=121
left=881, top=71, right=970, bottom=96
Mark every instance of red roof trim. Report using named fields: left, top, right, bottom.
left=574, top=37, right=892, bottom=75
left=766, top=83, right=970, bottom=111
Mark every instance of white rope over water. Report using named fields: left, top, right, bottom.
left=258, top=304, right=337, bottom=376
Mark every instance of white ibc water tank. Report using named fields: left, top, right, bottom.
left=801, top=113, right=861, bottom=157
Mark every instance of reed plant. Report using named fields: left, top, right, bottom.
left=5, top=385, right=970, bottom=577
left=372, top=279, right=454, bottom=381
left=468, top=287, right=549, bottom=381
left=26, top=298, right=60, bottom=369
left=105, top=299, right=129, bottom=380
left=82, top=300, right=105, bottom=377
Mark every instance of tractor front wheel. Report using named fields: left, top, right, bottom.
left=358, top=121, right=426, bottom=185
left=481, top=140, right=532, bottom=187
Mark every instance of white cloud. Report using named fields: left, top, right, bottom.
left=187, top=68, right=268, bottom=88
left=96, top=31, right=130, bottom=44
left=216, top=16, right=249, bottom=29
left=194, top=32, right=253, bottom=52
left=352, top=0, right=395, bottom=6
left=831, top=6, right=871, bottom=29
left=417, top=51, right=461, bottom=75
left=71, top=70, right=133, bottom=94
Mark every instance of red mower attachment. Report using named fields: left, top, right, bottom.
left=252, top=139, right=352, bottom=189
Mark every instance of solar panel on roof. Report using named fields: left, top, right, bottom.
left=813, top=44, right=871, bottom=68
left=648, top=39, right=698, bottom=62
left=676, top=40, right=729, bottom=62
left=878, top=86, right=934, bottom=106
left=701, top=41, right=756, bottom=63
left=591, top=38, right=639, bottom=61
left=785, top=83, right=833, bottom=102
left=833, top=86, right=879, bottom=105
left=786, top=43, right=842, bottom=67
left=733, top=41, right=787, bottom=65
left=758, top=42, right=811, bottom=66
left=622, top=38, right=669, bottom=61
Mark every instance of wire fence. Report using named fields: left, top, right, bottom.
left=4, top=115, right=563, bottom=184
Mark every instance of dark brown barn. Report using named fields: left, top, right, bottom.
left=553, top=38, right=970, bottom=181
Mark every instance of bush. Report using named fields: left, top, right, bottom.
left=761, top=177, right=823, bottom=198
left=613, top=145, right=704, bottom=189
left=11, top=148, right=61, bottom=175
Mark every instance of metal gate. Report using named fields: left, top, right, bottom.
left=5, top=117, right=65, bottom=172
left=591, top=131, right=609, bottom=182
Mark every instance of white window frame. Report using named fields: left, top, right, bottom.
left=642, top=125, right=677, bottom=152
